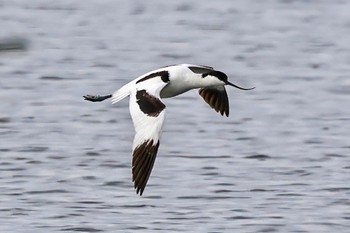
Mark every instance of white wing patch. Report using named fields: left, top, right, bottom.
left=128, top=76, right=169, bottom=195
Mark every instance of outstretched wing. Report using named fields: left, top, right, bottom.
left=185, top=65, right=230, bottom=117
left=187, top=64, right=214, bottom=74
left=199, top=86, right=230, bottom=117
left=128, top=76, right=169, bottom=195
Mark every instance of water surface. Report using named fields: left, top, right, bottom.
left=0, top=1, right=349, bottom=232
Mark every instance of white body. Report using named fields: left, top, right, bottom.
left=109, top=64, right=231, bottom=195
left=112, top=64, right=224, bottom=102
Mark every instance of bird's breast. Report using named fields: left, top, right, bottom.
left=160, top=83, right=192, bottom=98
left=160, top=72, right=205, bottom=98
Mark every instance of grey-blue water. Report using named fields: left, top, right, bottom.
left=1, top=1, right=349, bottom=232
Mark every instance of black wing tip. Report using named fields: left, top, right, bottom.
left=218, top=109, right=229, bottom=117
left=136, top=187, right=144, bottom=196
left=132, top=140, right=160, bottom=196
left=133, top=180, right=145, bottom=196
left=199, top=88, right=230, bottom=117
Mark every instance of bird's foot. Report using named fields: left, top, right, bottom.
left=83, top=94, right=112, bottom=102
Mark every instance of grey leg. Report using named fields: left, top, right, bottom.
left=83, top=94, right=112, bottom=102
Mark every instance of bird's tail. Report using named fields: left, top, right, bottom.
left=111, top=81, right=134, bottom=104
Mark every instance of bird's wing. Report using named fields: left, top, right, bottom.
left=186, top=64, right=214, bottom=74
left=186, top=65, right=230, bottom=117
left=129, top=78, right=168, bottom=195
left=198, top=86, right=230, bottom=117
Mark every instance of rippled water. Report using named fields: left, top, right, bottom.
left=1, top=1, right=349, bottom=232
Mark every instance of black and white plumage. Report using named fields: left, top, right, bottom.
left=84, top=64, right=254, bottom=195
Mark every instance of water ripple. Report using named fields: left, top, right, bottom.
left=1, top=1, right=350, bottom=232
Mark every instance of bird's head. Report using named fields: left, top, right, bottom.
left=202, top=70, right=255, bottom=90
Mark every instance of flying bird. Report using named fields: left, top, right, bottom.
left=84, top=64, right=254, bottom=195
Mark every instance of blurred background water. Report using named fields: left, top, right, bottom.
left=0, top=0, right=349, bottom=232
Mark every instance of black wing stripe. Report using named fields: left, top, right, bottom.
left=136, top=71, right=170, bottom=84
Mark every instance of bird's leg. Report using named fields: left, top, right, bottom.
left=83, top=94, right=112, bottom=102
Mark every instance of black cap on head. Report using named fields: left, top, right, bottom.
left=202, top=70, right=228, bottom=83
left=202, top=70, right=255, bottom=90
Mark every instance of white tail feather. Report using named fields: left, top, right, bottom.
left=111, top=81, right=134, bottom=104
